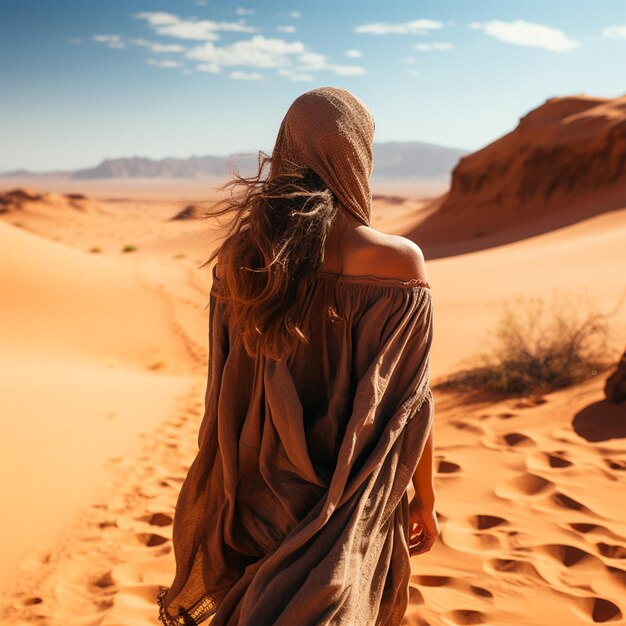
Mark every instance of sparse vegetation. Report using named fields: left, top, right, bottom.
left=122, top=245, right=138, bottom=253
left=173, top=253, right=186, bottom=259
left=435, top=288, right=625, bottom=399
left=89, top=246, right=102, bottom=253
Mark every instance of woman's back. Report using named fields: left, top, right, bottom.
left=317, top=216, right=430, bottom=287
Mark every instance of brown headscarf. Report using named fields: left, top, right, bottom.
left=269, top=86, right=375, bottom=226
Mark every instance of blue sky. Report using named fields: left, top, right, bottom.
left=0, top=0, right=624, bottom=171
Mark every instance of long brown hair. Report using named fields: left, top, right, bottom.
left=198, top=149, right=339, bottom=361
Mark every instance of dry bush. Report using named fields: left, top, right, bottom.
left=435, top=288, right=625, bottom=400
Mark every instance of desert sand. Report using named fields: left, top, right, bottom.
left=1, top=95, right=625, bottom=626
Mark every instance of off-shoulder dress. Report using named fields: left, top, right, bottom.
left=157, top=265, right=434, bottom=626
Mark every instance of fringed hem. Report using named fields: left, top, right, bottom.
left=157, top=586, right=225, bottom=626
left=157, top=587, right=187, bottom=626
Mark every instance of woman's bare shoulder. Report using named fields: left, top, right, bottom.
left=342, top=226, right=430, bottom=284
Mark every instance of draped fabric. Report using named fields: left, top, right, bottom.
left=269, top=86, right=375, bottom=227
left=157, top=264, right=434, bottom=626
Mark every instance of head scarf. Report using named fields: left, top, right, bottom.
left=270, top=86, right=375, bottom=226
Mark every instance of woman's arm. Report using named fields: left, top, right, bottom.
left=411, top=426, right=435, bottom=509
left=408, top=424, right=439, bottom=555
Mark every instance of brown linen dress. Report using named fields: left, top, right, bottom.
left=157, top=263, right=434, bottom=626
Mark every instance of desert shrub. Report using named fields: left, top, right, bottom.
left=89, top=246, right=102, bottom=253
left=122, top=245, right=138, bottom=253
left=435, top=288, right=625, bottom=399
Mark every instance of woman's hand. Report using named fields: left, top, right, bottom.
left=408, top=497, right=439, bottom=556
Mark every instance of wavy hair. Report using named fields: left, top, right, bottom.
left=198, top=150, right=339, bottom=362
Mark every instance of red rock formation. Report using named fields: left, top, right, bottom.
left=444, top=95, right=625, bottom=215
left=410, top=95, right=626, bottom=256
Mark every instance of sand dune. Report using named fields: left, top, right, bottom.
left=0, top=216, right=206, bottom=593
left=1, top=98, right=625, bottom=626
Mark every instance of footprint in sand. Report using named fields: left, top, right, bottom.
left=413, top=575, right=453, bottom=586
left=469, top=514, right=508, bottom=531
left=437, top=459, right=462, bottom=474
left=573, top=596, right=623, bottom=622
left=92, top=570, right=116, bottom=590
left=525, top=449, right=574, bottom=470
left=597, top=542, right=626, bottom=558
left=136, top=532, right=170, bottom=547
left=545, top=452, right=573, bottom=468
left=494, top=472, right=554, bottom=500
left=136, top=512, right=174, bottom=526
left=502, top=432, right=536, bottom=447
left=496, top=412, right=518, bottom=419
left=540, top=543, right=604, bottom=568
left=568, top=522, right=602, bottom=533
left=469, top=585, right=493, bottom=598
left=450, top=420, right=485, bottom=434
left=551, top=491, right=593, bottom=513
left=604, top=458, right=626, bottom=471
left=486, top=557, right=541, bottom=578
left=445, top=608, right=486, bottom=624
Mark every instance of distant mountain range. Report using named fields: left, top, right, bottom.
left=0, top=141, right=467, bottom=181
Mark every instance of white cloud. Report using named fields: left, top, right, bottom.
left=230, top=70, right=263, bottom=80
left=278, top=68, right=314, bottom=81
left=290, top=11, right=302, bottom=18
left=355, top=19, right=443, bottom=35
left=133, top=12, right=257, bottom=41
left=296, top=50, right=327, bottom=70
left=92, top=34, right=126, bottom=49
left=93, top=14, right=365, bottom=83
left=187, top=35, right=306, bottom=68
left=469, top=19, right=579, bottom=53
left=400, top=56, right=419, bottom=64
left=294, top=50, right=365, bottom=76
left=185, top=36, right=366, bottom=79
left=146, top=58, right=183, bottom=69
left=602, top=25, right=626, bottom=39
left=413, top=42, right=453, bottom=51
left=345, top=49, right=363, bottom=58
left=277, top=25, right=297, bottom=33
left=330, top=64, right=366, bottom=76
left=129, top=38, right=186, bottom=53
left=236, top=7, right=254, bottom=16
left=196, top=62, right=221, bottom=73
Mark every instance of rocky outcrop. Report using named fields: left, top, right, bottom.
left=0, top=188, right=99, bottom=214
left=408, top=94, right=626, bottom=255
left=441, top=95, right=626, bottom=218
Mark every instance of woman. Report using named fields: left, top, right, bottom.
left=157, top=86, right=439, bottom=626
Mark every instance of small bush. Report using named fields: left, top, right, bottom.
left=435, top=288, right=625, bottom=400
left=122, top=245, right=138, bottom=253
left=89, top=246, right=102, bottom=253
